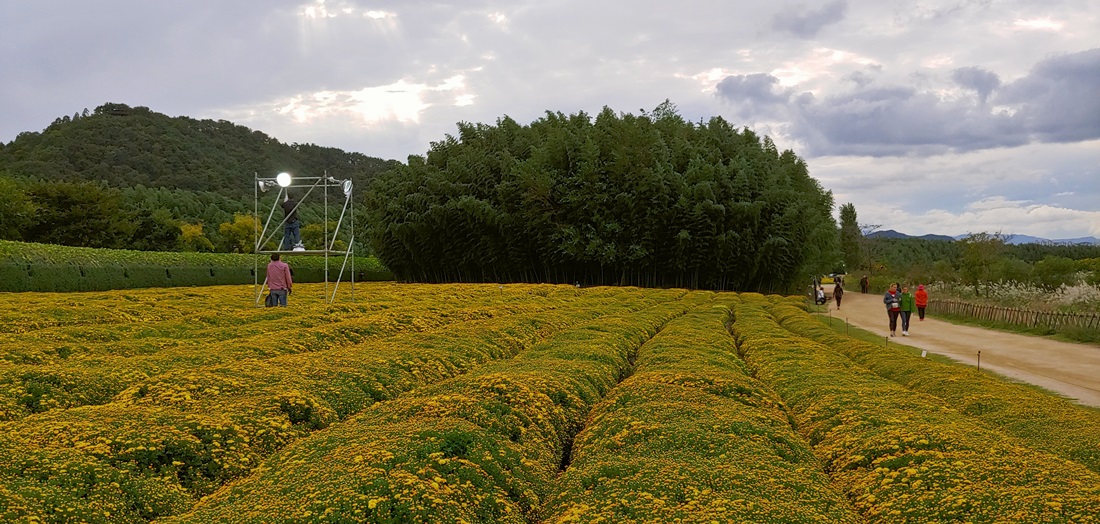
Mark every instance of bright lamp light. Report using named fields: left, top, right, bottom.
left=276, top=172, right=292, bottom=187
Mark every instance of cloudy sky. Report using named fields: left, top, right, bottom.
left=2, top=0, right=1098, bottom=240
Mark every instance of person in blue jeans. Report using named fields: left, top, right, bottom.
left=883, top=283, right=901, bottom=337
left=281, top=192, right=301, bottom=250
left=266, top=253, right=293, bottom=306
left=899, top=285, right=916, bottom=336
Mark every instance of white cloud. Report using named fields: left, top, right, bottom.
left=1013, top=18, right=1064, bottom=31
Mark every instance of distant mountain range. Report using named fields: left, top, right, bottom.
left=866, top=230, right=956, bottom=242
left=866, top=229, right=1100, bottom=245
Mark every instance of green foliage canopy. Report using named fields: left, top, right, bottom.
left=839, top=203, right=861, bottom=273
left=365, top=104, right=839, bottom=292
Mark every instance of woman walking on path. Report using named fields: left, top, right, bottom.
left=884, top=283, right=902, bottom=337
left=900, top=285, right=916, bottom=336
left=915, top=284, right=929, bottom=320
left=834, top=282, right=844, bottom=310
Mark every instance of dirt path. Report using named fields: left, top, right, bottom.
left=821, top=285, right=1100, bottom=408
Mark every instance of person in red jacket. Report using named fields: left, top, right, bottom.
left=915, top=284, right=929, bottom=321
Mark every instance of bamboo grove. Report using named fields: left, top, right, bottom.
left=365, top=104, right=838, bottom=293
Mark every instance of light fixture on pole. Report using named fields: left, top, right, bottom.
left=276, top=172, right=292, bottom=187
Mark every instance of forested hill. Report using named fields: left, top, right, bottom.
left=0, top=102, right=398, bottom=197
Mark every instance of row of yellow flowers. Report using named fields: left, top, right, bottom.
left=0, top=283, right=598, bottom=420
left=769, top=299, right=1100, bottom=475
left=732, top=293, right=1100, bottom=522
left=164, top=291, right=705, bottom=523
left=544, top=296, right=862, bottom=523
left=0, top=284, right=680, bottom=523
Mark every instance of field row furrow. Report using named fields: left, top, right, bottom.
left=0, top=283, right=568, bottom=365
left=0, top=281, right=435, bottom=336
left=769, top=299, right=1100, bottom=475
left=731, top=294, right=1100, bottom=523
left=0, top=284, right=596, bottom=420
left=545, top=297, right=863, bottom=523
left=0, top=287, right=684, bottom=522
left=162, top=294, right=709, bottom=523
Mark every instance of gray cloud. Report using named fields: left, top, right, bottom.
left=995, top=48, right=1100, bottom=143
left=714, top=73, right=794, bottom=120
left=772, top=1, right=848, bottom=38
left=716, top=48, right=1100, bottom=157
left=951, top=66, right=1001, bottom=104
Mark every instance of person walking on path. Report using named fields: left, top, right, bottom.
left=860, top=275, right=869, bottom=294
left=267, top=253, right=293, bottom=306
left=884, top=283, right=901, bottom=337
left=900, top=285, right=916, bottom=336
left=915, top=284, right=929, bottom=321
left=834, top=282, right=845, bottom=310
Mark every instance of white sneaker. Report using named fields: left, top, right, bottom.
left=902, top=331, right=909, bottom=336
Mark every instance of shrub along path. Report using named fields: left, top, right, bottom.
left=822, top=286, right=1100, bottom=407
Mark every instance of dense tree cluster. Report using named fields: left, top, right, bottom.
left=365, top=103, right=839, bottom=292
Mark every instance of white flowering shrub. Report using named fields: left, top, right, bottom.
left=928, top=275, right=1100, bottom=313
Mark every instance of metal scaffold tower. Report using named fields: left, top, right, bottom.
left=253, top=171, right=355, bottom=305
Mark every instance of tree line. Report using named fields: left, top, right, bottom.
left=365, top=102, right=840, bottom=292
left=837, top=205, right=1100, bottom=292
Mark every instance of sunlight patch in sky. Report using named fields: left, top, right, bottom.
left=275, top=75, right=472, bottom=125
left=298, top=1, right=394, bottom=21
left=348, top=80, right=430, bottom=124
left=685, top=68, right=739, bottom=92
left=1014, top=18, right=1064, bottom=31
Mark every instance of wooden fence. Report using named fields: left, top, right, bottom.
left=928, top=299, right=1100, bottom=331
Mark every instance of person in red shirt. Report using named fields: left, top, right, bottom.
left=915, top=284, right=929, bottom=321
left=267, top=253, right=293, bottom=306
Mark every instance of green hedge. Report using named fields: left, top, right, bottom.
left=0, top=241, right=393, bottom=292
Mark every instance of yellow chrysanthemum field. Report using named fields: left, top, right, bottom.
left=1, top=284, right=1099, bottom=523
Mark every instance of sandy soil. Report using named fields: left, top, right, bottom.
left=820, top=285, right=1100, bottom=408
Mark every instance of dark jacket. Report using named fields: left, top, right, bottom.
left=282, top=198, right=299, bottom=222
left=883, top=290, right=900, bottom=311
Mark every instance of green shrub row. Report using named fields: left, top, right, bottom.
left=0, top=240, right=392, bottom=292
left=731, top=294, right=1100, bottom=523
left=1, top=288, right=677, bottom=522
left=545, top=298, right=862, bottom=523
left=0, top=285, right=608, bottom=420
left=769, top=300, right=1100, bottom=474
left=167, top=294, right=702, bottom=523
